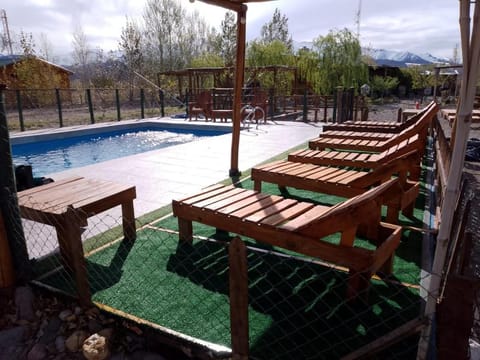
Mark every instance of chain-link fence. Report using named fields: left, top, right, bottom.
left=4, top=87, right=184, bottom=132
left=4, top=173, right=434, bottom=359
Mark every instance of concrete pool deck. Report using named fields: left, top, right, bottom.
left=40, top=117, right=322, bottom=217
left=15, top=117, right=322, bottom=257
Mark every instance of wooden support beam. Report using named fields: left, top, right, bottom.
left=228, top=236, right=249, bottom=359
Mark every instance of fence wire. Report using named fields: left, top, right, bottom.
left=4, top=87, right=181, bottom=132
left=7, top=188, right=433, bottom=359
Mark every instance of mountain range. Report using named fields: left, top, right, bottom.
left=293, top=41, right=450, bottom=68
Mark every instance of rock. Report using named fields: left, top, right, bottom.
left=130, top=350, right=167, bottom=360
left=88, top=318, right=102, bottom=333
left=0, top=325, right=27, bottom=347
left=55, top=335, right=66, bottom=353
left=65, top=330, right=89, bottom=352
left=97, top=328, right=114, bottom=340
left=74, top=306, right=83, bottom=316
left=82, top=333, right=110, bottom=360
left=58, top=309, right=73, bottom=321
left=27, top=343, right=48, bottom=360
left=15, top=286, right=36, bottom=321
left=38, top=317, right=61, bottom=344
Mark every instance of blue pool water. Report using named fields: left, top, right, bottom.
left=12, top=126, right=227, bottom=176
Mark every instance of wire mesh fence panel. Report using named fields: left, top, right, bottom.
left=8, top=181, right=429, bottom=359
left=3, top=87, right=169, bottom=132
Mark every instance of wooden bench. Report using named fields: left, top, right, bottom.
left=18, top=176, right=136, bottom=305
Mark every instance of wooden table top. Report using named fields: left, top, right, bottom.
left=18, top=176, right=136, bottom=216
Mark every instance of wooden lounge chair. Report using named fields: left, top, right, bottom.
left=251, top=150, right=420, bottom=223
left=321, top=102, right=434, bottom=134
left=172, top=179, right=402, bottom=300
left=288, top=134, right=424, bottom=181
left=309, top=102, right=439, bottom=152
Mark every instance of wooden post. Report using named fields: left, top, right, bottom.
left=0, top=85, right=31, bottom=283
left=229, top=4, right=247, bottom=177
left=115, top=89, right=121, bottom=121
left=159, top=89, right=165, bottom=117
left=55, top=88, right=63, bottom=128
left=0, top=212, right=15, bottom=288
left=229, top=237, right=249, bottom=360
left=302, top=89, right=308, bottom=122
left=15, top=90, right=25, bottom=131
left=86, top=89, right=95, bottom=124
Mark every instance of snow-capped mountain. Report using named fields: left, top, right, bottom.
left=292, top=40, right=450, bottom=67
left=362, top=48, right=449, bottom=67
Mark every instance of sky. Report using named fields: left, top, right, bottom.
left=0, top=0, right=461, bottom=63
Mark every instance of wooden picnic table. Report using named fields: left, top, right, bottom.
left=18, top=176, right=136, bottom=305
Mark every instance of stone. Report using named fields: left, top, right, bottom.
left=0, top=325, right=27, bottom=347
left=27, top=343, right=48, bottom=360
left=88, top=318, right=102, bottom=333
left=58, top=309, right=73, bottom=321
left=65, top=330, right=89, bottom=352
left=15, top=286, right=36, bottom=322
left=82, top=333, right=110, bottom=360
left=130, top=350, right=167, bottom=360
left=38, top=317, right=61, bottom=344
left=97, top=328, right=114, bottom=340
left=55, top=335, right=66, bottom=353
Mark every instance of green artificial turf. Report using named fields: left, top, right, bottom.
left=36, top=169, right=426, bottom=359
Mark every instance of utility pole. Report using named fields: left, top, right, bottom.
left=355, top=0, right=362, bottom=40
left=1, top=9, right=13, bottom=55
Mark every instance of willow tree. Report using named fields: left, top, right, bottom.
left=247, top=40, right=295, bottom=92
left=312, top=28, right=368, bottom=94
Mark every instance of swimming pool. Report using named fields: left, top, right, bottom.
left=11, top=125, right=229, bottom=176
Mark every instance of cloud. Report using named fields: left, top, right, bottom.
left=1, top=0, right=461, bottom=61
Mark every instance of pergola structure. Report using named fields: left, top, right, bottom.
left=193, top=0, right=276, bottom=177
left=157, top=65, right=297, bottom=100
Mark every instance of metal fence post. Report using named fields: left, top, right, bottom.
left=159, top=89, right=165, bottom=117
left=55, top=88, right=63, bottom=128
left=269, top=88, right=274, bottom=120
left=0, top=85, right=31, bottom=283
left=140, top=88, right=145, bottom=119
left=185, top=92, right=189, bottom=118
left=115, top=89, right=121, bottom=121
left=303, top=89, right=308, bottom=122
left=15, top=90, right=25, bottom=131
left=86, top=89, right=94, bottom=124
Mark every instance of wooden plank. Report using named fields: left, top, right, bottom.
left=260, top=202, right=317, bottom=226
left=243, top=198, right=299, bottom=222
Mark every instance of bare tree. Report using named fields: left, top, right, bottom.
left=119, top=17, right=143, bottom=100
left=38, top=33, right=56, bottom=62
left=71, top=25, right=91, bottom=87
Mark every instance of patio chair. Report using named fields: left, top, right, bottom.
left=251, top=150, right=420, bottom=223
left=172, top=179, right=402, bottom=300
left=309, top=102, right=439, bottom=152
left=288, top=134, right=424, bottom=181
left=189, top=91, right=213, bottom=121
left=321, top=102, right=434, bottom=134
